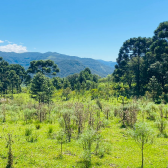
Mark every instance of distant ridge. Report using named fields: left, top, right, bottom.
left=0, top=51, right=116, bottom=77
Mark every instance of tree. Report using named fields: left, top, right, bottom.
left=9, top=64, right=26, bottom=92
left=74, top=102, right=84, bottom=136
left=63, top=79, right=71, bottom=89
left=78, top=71, right=86, bottom=84
left=113, top=37, right=152, bottom=96
left=156, top=105, right=167, bottom=136
left=62, top=87, right=71, bottom=101
left=60, top=108, right=74, bottom=142
left=148, top=76, right=162, bottom=101
left=27, top=60, right=59, bottom=83
left=8, top=70, right=21, bottom=95
left=79, top=129, right=96, bottom=168
left=130, top=122, right=154, bottom=168
left=52, top=77, right=63, bottom=89
left=9, top=64, right=26, bottom=83
left=30, top=72, right=54, bottom=103
left=66, top=73, right=79, bottom=90
left=147, top=22, right=168, bottom=92
left=45, top=78, right=55, bottom=107
left=56, top=129, right=66, bottom=156
left=0, top=57, right=10, bottom=95
left=6, top=134, right=13, bottom=168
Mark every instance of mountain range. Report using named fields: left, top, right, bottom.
left=0, top=51, right=116, bottom=78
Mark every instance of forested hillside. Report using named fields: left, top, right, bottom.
left=1, top=51, right=115, bottom=77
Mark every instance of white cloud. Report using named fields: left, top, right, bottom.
left=0, top=44, right=27, bottom=53
left=0, top=40, right=4, bottom=43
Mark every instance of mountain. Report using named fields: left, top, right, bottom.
left=0, top=51, right=116, bottom=78
left=97, top=59, right=116, bottom=68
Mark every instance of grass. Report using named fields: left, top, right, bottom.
left=0, top=93, right=168, bottom=167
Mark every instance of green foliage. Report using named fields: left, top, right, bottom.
left=148, top=76, right=162, bottom=101
left=25, top=127, right=33, bottom=136
left=47, top=126, right=55, bottom=139
left=130, top=122, right=154, bottom=144
left=27, top=60, right=59, bottom=76
left=1, top=93, right=168, bottom=167
left=52, top=77, right=63, bottom=89
left=30, top=72, right=55, bottom=103
left=62, top=87, right=71, bottom=101
left=56, top=129, right=66, bottom=155
left=79, top=128, right=96, bottom=167
left=90, top=89, right=99, bottom=100
left=0, top=57, right=26, bottom=96
left=155, top=105, right=168, bottom=137
left=113, top=21, right=168, bottom=100
left=35, top=124, right=41, bottom=130
left=130, top=122, right=155, bottom=168
left=6, top=134, right=13, bottom=168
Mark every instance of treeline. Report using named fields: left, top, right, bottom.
left=52, top=67, right=99, bottom=91
left=113, top=21, right=168, bottom=102
left=0, top=57, right=26, bottom=95
left=0, top=58, right=99, bottom=101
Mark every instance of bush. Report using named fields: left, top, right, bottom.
left=35, top=124, right=41, bottom=130
left=25, top=127, right=32, bottom=136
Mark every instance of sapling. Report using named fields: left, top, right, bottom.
left=0, top=104, right=7, bottom=122
left=156, top=105, right=167, bottom=137
left=94, top=131, right=105, bottom=158
left=96, top=99, right=102, bottom=111
left=6, top=134, right=13, bottom=168
left=47, top=126, right=54, bottom=139
left=74, top=102, right=84, bottom=136
left=60, top=108, right=74, bottom=142
left=79, top=128, right=96, bottom=168
left=130, top=122, right=154, bottom=168
left=56, top=129, right=66, bottom=156
left=118, top=96, right=128, bottom=127
left=103, top=106, right=110, bottom=120
left=87, top=105, right=95, bottom=128
left=37, top=103, right=47, bottom=122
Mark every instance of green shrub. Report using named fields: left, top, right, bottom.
left=25, top=127, right=32, bottom=136
left=35, top=124, right=41, bottom=130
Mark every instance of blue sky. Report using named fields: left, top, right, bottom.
left=0, top=0, right=167, bottom=61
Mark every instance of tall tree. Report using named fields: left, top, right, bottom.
left=148, top=21, right=168, bottom=92
left=30, top=72, right=54, bottom=103
left=8, top=70, right=20, bottom=95
left=9, top=64, right=26, bottom=92
left=26, top=60, right=59, bottom=84
left=113, top=37, right=152, bottom=96
left=0, top=57, right=10, bottom=94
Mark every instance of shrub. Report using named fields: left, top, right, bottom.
left=35, top=124, right=41, bottom=130
left=25, top=127, right=32, bottom=136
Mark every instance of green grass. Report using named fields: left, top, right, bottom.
left=0, top=93, right=168, bottom=167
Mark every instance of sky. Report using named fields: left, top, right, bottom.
left=0, top=0, right=167, bottom=61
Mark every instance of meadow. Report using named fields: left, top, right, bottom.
left=0, top=91, right=168, bottom=168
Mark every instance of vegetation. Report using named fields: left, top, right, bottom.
left=0, top=21, right=168, bottom=167
left=113, top=21, right=168, bottom=102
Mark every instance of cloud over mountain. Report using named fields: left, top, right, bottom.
left=0, top=44, right=27, bottom=53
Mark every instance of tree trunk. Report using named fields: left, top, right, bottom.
left=141, top=142, right=144, bottom=168
left=137, top=55, right=140, bottom=98
left=61, top=142, right=62, bottom=155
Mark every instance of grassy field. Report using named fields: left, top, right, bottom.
left=0, top=93, right=168, bottom=168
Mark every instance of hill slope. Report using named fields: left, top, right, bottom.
left=0, top=51, right=116, bottom=77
